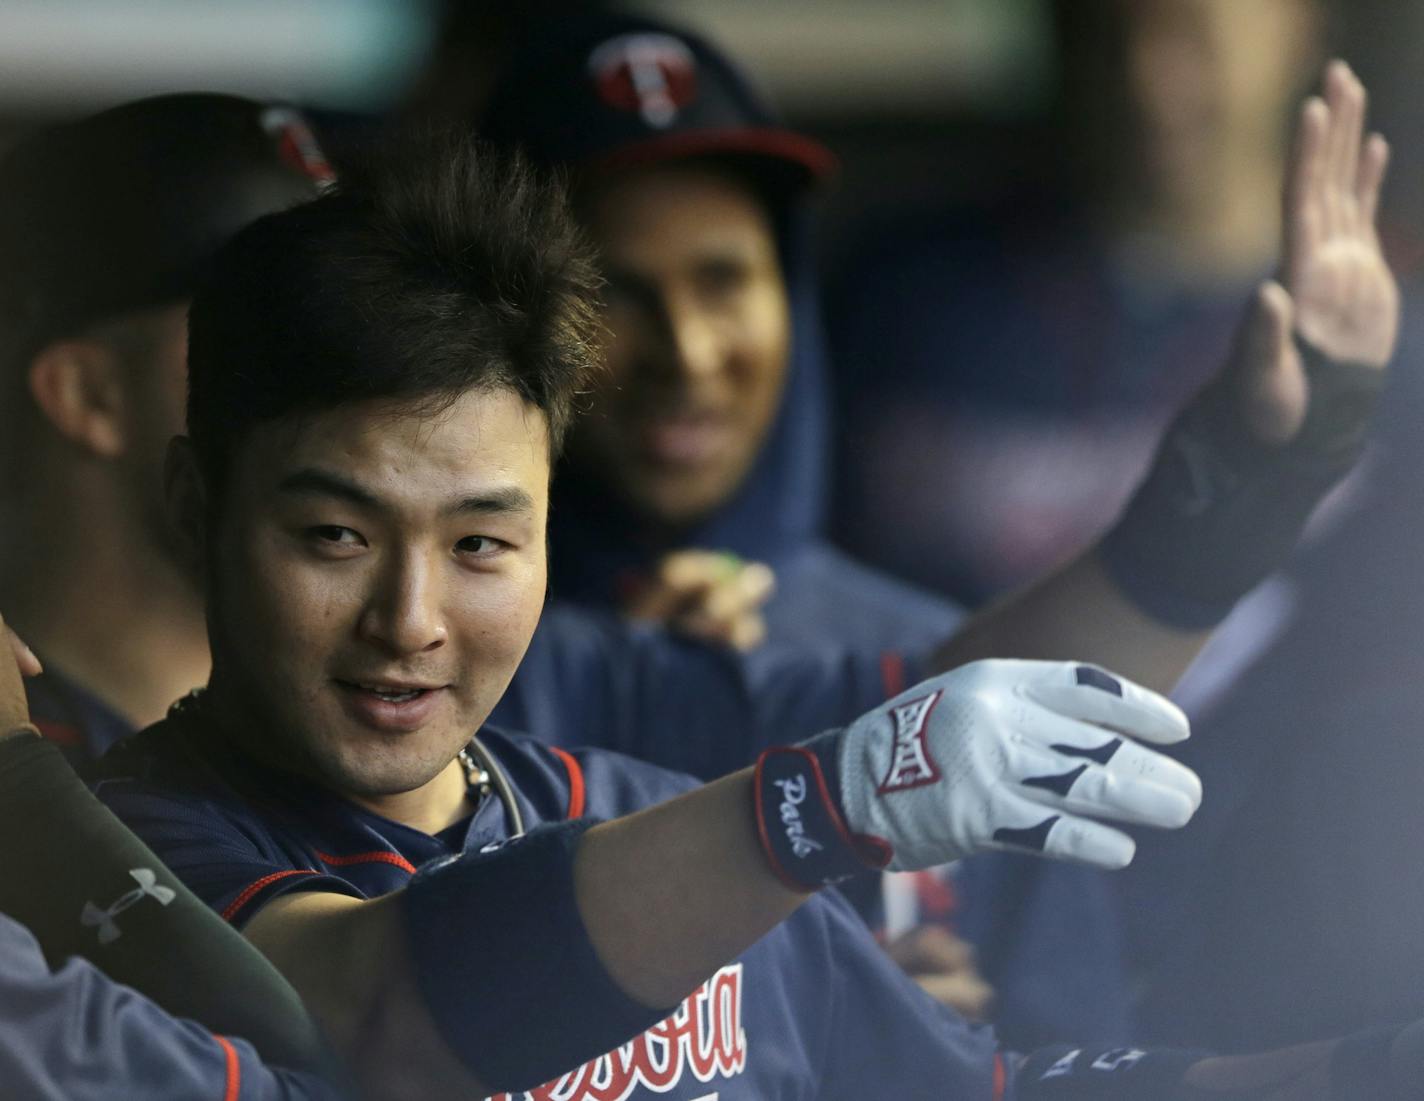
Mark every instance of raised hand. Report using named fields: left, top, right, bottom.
left=1097, top=61, right=1399, bottom=629
left=1242, top=60, right=1397, bottom=444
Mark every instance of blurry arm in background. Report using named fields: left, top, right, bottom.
left=937, top=61, right=1395, bottom=694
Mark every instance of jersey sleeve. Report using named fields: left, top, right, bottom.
left=804, top=891, right=1015, bottom=1101
left=90, top=775, right=360, bottom=927
left=0, top=913, right=339, bottom=1100
left=494, top=604, right=923, bottom=779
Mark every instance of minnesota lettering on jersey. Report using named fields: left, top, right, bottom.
left=488, top=965, right=748, bottom=1101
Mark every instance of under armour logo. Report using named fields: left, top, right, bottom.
left=878, top=691, right=943, bottom=793
left=81, top=868, right=176, bottom=945
left=588, top=33, right=698, bottom=128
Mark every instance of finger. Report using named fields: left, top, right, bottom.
left=1013, top=739, right=1199, bottom=829
left=915, top=971, right=995, bottom=1021
left=1237, top=281, right=1307, bottom=444
left=990, top=806, right=1138, bottom=870
left=1320, top=64, right=1352, bottom=230
left=1284, top=95, right=1329, bottom=288
left=703, top=560, right=775, bottom=622
left=727, top=613, right=767, bottom=652
left=1285, top=96, right=1330, bottom=288
left=625, top=553, right=724, bottom=622
left=982, top=788, right=1138, bottom=868
left=1017, top=662, right=1189, bottom=745
left=1009, top=707, right=1203, bottom=804
left=1356, top=132, right=1390, bottom=229
left=1330, top=62, right=1365, bottom=203
left=887, top=924, right=973, bottom=973
left=5, top=628, right=41, bottom=679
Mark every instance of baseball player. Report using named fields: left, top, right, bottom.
left=0, top=92, right=334, bottom=760
left=85, top=129, right=1417, bottom=1099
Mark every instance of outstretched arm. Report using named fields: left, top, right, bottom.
left=934, top=61, right=1396, bottom=693
left=237, top=659, right=1198, bottom=1096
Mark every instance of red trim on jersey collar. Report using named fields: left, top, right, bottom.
left=551, top=746, right=587, bottom=818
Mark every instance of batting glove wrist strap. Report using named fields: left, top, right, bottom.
left=753, top=740, right=892, bottom=893
left=404, top=818, right=677, bottom=1091
left=1100, top=337, right=1383, bottom=630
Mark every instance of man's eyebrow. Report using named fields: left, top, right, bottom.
left=450, top=486, right=535, bottom=516
left=276, top=468, right=534, bottom=517
left=277, top=468, right=379, bottom=508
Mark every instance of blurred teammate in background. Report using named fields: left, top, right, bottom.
left=830, top=0, right=1325, bottom=606
left=0, top=93, right=333, bottom=760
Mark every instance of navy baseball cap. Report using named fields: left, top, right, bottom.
left=0, top=93, right=334, bottom=363
left=479, top=13, right=836, bottom=195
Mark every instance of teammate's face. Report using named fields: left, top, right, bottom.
left=570, top=163, right=791, bottom=529
left=200, top=388, right=550, bottom=799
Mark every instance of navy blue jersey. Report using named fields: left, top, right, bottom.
left=0, top=909, right=337, bottom=1100
left=93, top=718, right=1015, bottom=1100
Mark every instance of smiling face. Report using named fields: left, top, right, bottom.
left=569, top=162, right=791, bottom=529
left=193, top=387, right=550, bottom=803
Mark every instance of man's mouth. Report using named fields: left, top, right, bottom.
left=351, top=682, right=427, bottom=704
left=638, top=409, right=735, bottom=466
left=334, top=679, right=450, bottom=732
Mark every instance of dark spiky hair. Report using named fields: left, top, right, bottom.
left=187, top=129, right=603, bottom=493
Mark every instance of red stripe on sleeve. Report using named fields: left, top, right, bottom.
left=33, top=720, right=83, bottom=747
left=880, top=651, right=906, bottom=698
left=314, top=849, right=418, bottom=875
left=220, top=869, right=318, bottom=923
left=551, top=746, right=586, bottom=818
left=214, top=1035, right=241, bottom=1101
left=992, top=1052, right=1006, bottom=1101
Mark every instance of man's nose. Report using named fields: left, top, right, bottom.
left=358, top=549, right=447, bottom=656
left=661, top=298, right=724, bottom=382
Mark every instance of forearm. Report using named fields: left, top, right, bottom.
left=932, top=551, right=1209, bottom=695
left=246, top=770, right=806, bottom=1095
left=0, top=730, right=334, bottom=1075
left=576, top=767, right=804, bottom=1005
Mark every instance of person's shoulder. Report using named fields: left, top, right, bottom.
left=481, top=725, right=702, bottom=821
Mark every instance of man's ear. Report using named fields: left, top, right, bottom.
left=26, top=340, right=128, bottom=458
left=164, top=436, right=209, bottom=580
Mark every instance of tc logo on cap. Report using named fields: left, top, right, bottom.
left=588, top=33, right=698, bottom=128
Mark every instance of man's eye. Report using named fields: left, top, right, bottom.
left=309, top=525, right=363, bottom=546
left=456, top=535, right=504, bottom=557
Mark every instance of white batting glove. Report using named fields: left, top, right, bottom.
left=753, top=660, right=1200, bottom=890
left=839, top=660, right=1199, bottom=870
